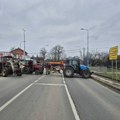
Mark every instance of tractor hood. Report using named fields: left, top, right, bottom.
left=80, top=65, right=89, bottom=70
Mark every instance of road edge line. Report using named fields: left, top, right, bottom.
left=63, top=76, right=81, bottom=120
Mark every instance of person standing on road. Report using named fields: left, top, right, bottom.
left=45, top=63, right=51, bottom=75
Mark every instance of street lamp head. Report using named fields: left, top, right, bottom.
left=81, top=28, right=84, bottom=30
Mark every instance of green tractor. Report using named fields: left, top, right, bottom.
left=63, top=57, right=92, bottom=78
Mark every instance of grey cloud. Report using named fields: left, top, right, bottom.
left=0, top=0, right=120, bottom=55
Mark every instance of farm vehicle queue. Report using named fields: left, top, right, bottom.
left=0, top=55, right=64, bottom=77
left=0, top=56, right=93, bottom=78
left=0, top=56, right=45, bottom=77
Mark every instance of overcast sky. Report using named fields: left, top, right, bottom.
left=0, top=0, right=120, bottom=56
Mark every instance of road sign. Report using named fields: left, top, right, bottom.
left=109, top=46, right=118, bottom=60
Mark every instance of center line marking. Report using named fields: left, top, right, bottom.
left=34, top=80, right=38, bottom=83
left=34, top=83, right=65, bottom=86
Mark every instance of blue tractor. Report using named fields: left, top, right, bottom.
left=63, top=57, right=92, bottom=78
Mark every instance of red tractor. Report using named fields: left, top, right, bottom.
left=33, top=63, right=44, bottom=75
left=21, top=59, right=44, bottom=75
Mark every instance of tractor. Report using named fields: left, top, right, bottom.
left=0, top=56, right=22, bottom=77
left=21, top=59, right=44, bottom=75
left=63, top=57, right=92, bottom=78
left=33, top=63, right=44, bottom=75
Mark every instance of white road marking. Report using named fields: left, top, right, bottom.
left=61, top=74, right=66, bottom=84
left=63, top=76, right=81, bottom=120
left=0, top=75, right=45, bottom=112
left=39, top=75, right=46, bottom=80
left=34, top=83, right=65, bottom=86
left=63, top=80, right=66, bottom=84
left=0, top=74, right=81, bottom=120
left=0, top=83, right=33, bottom=112
left=34, top=80, right=39, bottom=83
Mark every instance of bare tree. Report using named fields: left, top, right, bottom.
left=10, top=47, right=15, bottom=51
left=50, top=45, right=65, bottom=61
left=40, top=48, right=47, bottom=59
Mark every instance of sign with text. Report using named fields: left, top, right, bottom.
left=109, top=46, right=118, bottom=60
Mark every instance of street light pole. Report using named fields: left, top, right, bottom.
left=20, top=41, right=23, bottom=49
left=81, top=28, right=89, bottom=66
left=23, top=29, right=26, bottom=60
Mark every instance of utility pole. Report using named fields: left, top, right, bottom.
left=23, top=29, right=26, bottom=60
left=79, top=48, right=82, bottom=60
left=83, top=47, right=85, bottom=64
left=81, top=28, right=89, bottom=66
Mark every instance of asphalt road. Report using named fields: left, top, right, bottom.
left=0, top=73, right=120, bottom=120
left=0, top=74, right=76, bottom=120
left=65, top=75, right=120, bottom=120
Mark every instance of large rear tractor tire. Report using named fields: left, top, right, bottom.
left=2, top=69, right=8, bottom=77
left=82, top=69, right=91, bottom=78
left=63, top=67, right=74, bottom=77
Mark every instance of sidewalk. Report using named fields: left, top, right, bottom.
left=91, top=74, right=120, bottom=91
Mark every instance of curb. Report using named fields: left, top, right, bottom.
left=93, top=72, right=120, bottom=82
left=91, top=74, right=120, bottom=91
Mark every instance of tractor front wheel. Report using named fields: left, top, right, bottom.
left=82, top=69, right=91, bottom=78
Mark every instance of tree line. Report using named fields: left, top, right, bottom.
left=40, top=45, right=66, bottom=61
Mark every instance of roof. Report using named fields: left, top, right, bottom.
left=10, top=48, right=27, bottom=54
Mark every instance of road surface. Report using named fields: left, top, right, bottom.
left=65, top=75, right=120, bottom=120
left=0, top=74, right=76, bottom=120
left=0, top=73, right=120, bottom=120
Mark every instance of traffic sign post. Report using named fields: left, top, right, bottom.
left=109, top=46, right=118, bottom=60
left=109, top=46, right=118, bottom=80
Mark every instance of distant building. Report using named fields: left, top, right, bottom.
left=10, top=48, right=28, bottom=59
left=0, top=51, right=13, bottom=57
left=31, top=56, right=44, bottom=64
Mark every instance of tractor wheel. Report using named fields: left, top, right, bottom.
left=39, top=71, right=43, bottom=75
left=63, top=67, right=74, bottom=77
left=17, top=73, right=22, bottom=76
left=29, top=69, right=33, bottom=74
left=2, top=69, right=8, bottom=77
left=82, top=69, right=91, bottom=78
left=35, top=70, right=39, bottom=75
left=22, top=67, right=29, bottom=74
left=17, top=70, right=22, bottom=76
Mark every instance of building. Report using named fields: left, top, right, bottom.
left=31, top=56, right=44, bottom=64
left=10, top=48, right=28, bottom=59
left=0, top=51, right=13, bottom=57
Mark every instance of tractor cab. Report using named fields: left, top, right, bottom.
left=65, top=58, right=80, bottom=73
